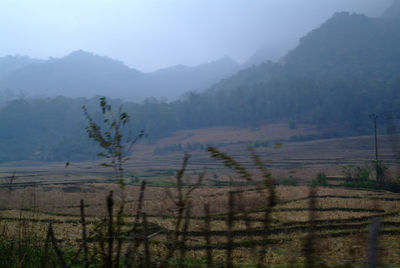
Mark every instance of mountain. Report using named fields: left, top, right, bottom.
left=2, top=9, right=400, bottom=163
left=0, top=51, right=145, bottom=99
left=282, top=12, right=400, bottom=78
left=0, top=55, right=42, bottom=78
left=382, top=0, right=400, bottom=20
left=207, top=11, right=400, bottom=94
left=241, top=40, right=297, bottom=68
left=184, top=10, right=400, bottom=134
left=146, top=56, right=240, bottom=99
left=0, top=51, right=239, bottom=102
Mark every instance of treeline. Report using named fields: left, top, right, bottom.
left=1, top=70, right=399, bottom=163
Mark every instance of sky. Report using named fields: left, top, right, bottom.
left=0, top=0, right=393, bottom=72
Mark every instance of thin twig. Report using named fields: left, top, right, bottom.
left=226, top=191, right=235, bottom=268
left=142, top=212, right=151, bottom=268
left=124, top=180, right=146, bottom=267
left=204, top=203, right=213, bottom=268
left=48, top=223, right=68, bottom=268
left=107, top=191, right=114, bottom=268
left=80, top=200, right=89, bottom=268
left=179, top=201, right=191, bottom=267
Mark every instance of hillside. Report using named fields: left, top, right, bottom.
left=208, top=12, right=400, bottom=93
left=193, top=11, right=400, bottom=132
left=382, top=0, right=400, bottom=19
left=0, top=55, right=42, bottom=78
left=283, top=12, right=400, bottom=78
left=0, top=51, right=239, bottom=102
left=1, top=10, right=400, bottom=163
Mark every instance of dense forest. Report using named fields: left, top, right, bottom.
left=0, top=12, right=400, bottom=163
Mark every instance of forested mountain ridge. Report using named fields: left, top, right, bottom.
left=0, top=51, right=240, bottom=102
left=207, top=11, right=400, bottom=94
left=0, top=51, right=145, bottom=99
left=0, top=55, right=42, bottom=78
left=283, top=12, right=400, bottom=78
left=193, top=11, right=400, bottom=128
left=1, top=10, right=400, bottom=163
left=381, top=0, right=400, bottom=19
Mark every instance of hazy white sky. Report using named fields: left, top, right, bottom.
left=0, top=0, right=392, bottom=72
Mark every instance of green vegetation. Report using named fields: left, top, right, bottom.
left=341, top=161, right=400, bottom=192
left=276, top=175, right=299, bottom=186
left=312, top=172, right=328, bottom=186
left=342, top=163, right=375, bottom=189
left=252, top=139, right=270, bottom=148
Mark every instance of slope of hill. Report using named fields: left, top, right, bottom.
left=0, top=51, right=239, bottom=102
left=183, top=11, right=400, bottom=136
left=283, top=12, right=400, bottom=78
left=382, top=0, right=400, bottom=19
left=0, top=55, right=42, bottom=78
left=145, top=56, right=239, bottom=100
left=208, top=11, right=400, bottom=95
left=241, top=40, right=297, bottom=68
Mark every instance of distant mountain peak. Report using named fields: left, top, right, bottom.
left=381, top=0, right=400, bottom=19
left=61, top=50, right=127, bottom=67
left=65, top=50, right=94, bottom=58
left=215, top=55, right=237, bottom=64
left=0, top=55, right=42, bottom=78
left=198, top=56, right=238, bottom=69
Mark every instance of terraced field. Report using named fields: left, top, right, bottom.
left=0, top=132, right=399, bottom=266
left=1, top=182, right=399, bottom=266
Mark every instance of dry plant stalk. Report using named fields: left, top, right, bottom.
left=303, top=186, right=317, bottom=268
left=204, top=203, right=213, bottom=267
left=80, top=199, right=89, bottom=268
left=106, top=191, right=114, bottom=268
left=367, top=217, right=381, bottom=268
left=179, top=201, right=191, bottom=267
left=160, top=153, right=205, bottom=267
left=6, top=171, right=16, bottom=192
left=48, top=223, right=67, bottom=268
left=124, top=180, right=147, bottom=267
left=141, top=212, right=150, bottom=268
left=226, top=191, right=235, bottom=268
left=83, top=97, right=145, bottom=267
left=41, top=222, right=52, bottom=268
left=208, top=146, right=277, bottom=267
left=249, top=146, right=277, bottom=268
left=207, top=147, right=252, bottom=182
left=237, top=192, right=257, bottom=258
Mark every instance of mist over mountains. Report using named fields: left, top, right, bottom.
left=0, top=2, right=399, bottom=163
left=382, top=0, right=400, bottom=19
left=0, top=50, right=244, bottom=102
left=207, top=10, right=400, bottom=95
left=0, top=55, right=43, bottom=78
left=3, top=0, right=397, bottom=104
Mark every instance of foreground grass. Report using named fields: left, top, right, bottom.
left=1, top=183, right=400, bottom=266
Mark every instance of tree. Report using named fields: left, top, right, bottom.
left=82, top=96, right=145, bottom=188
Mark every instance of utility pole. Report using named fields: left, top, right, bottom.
left=369, top=114, right=378, bottom=162
left=369, top=114, right=379, bottom=183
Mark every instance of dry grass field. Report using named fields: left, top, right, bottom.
left=0, top=125, right=399, bottom=266
left=0, top=184, right=400, bottom=266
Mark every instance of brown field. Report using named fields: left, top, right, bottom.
left=1, top=184, right=400, bottom=266
left=0, top=124, right=399, bottom=266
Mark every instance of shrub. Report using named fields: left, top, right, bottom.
left=289, top=121, right=296, bottom=129
left=312, top=172, right=327, bottom=186
left=276, top=175, right=299, bottom=186
left=252, top=139, right=270, bottom=148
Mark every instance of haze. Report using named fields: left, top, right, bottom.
left=0, top=0, right=392, bottom=72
